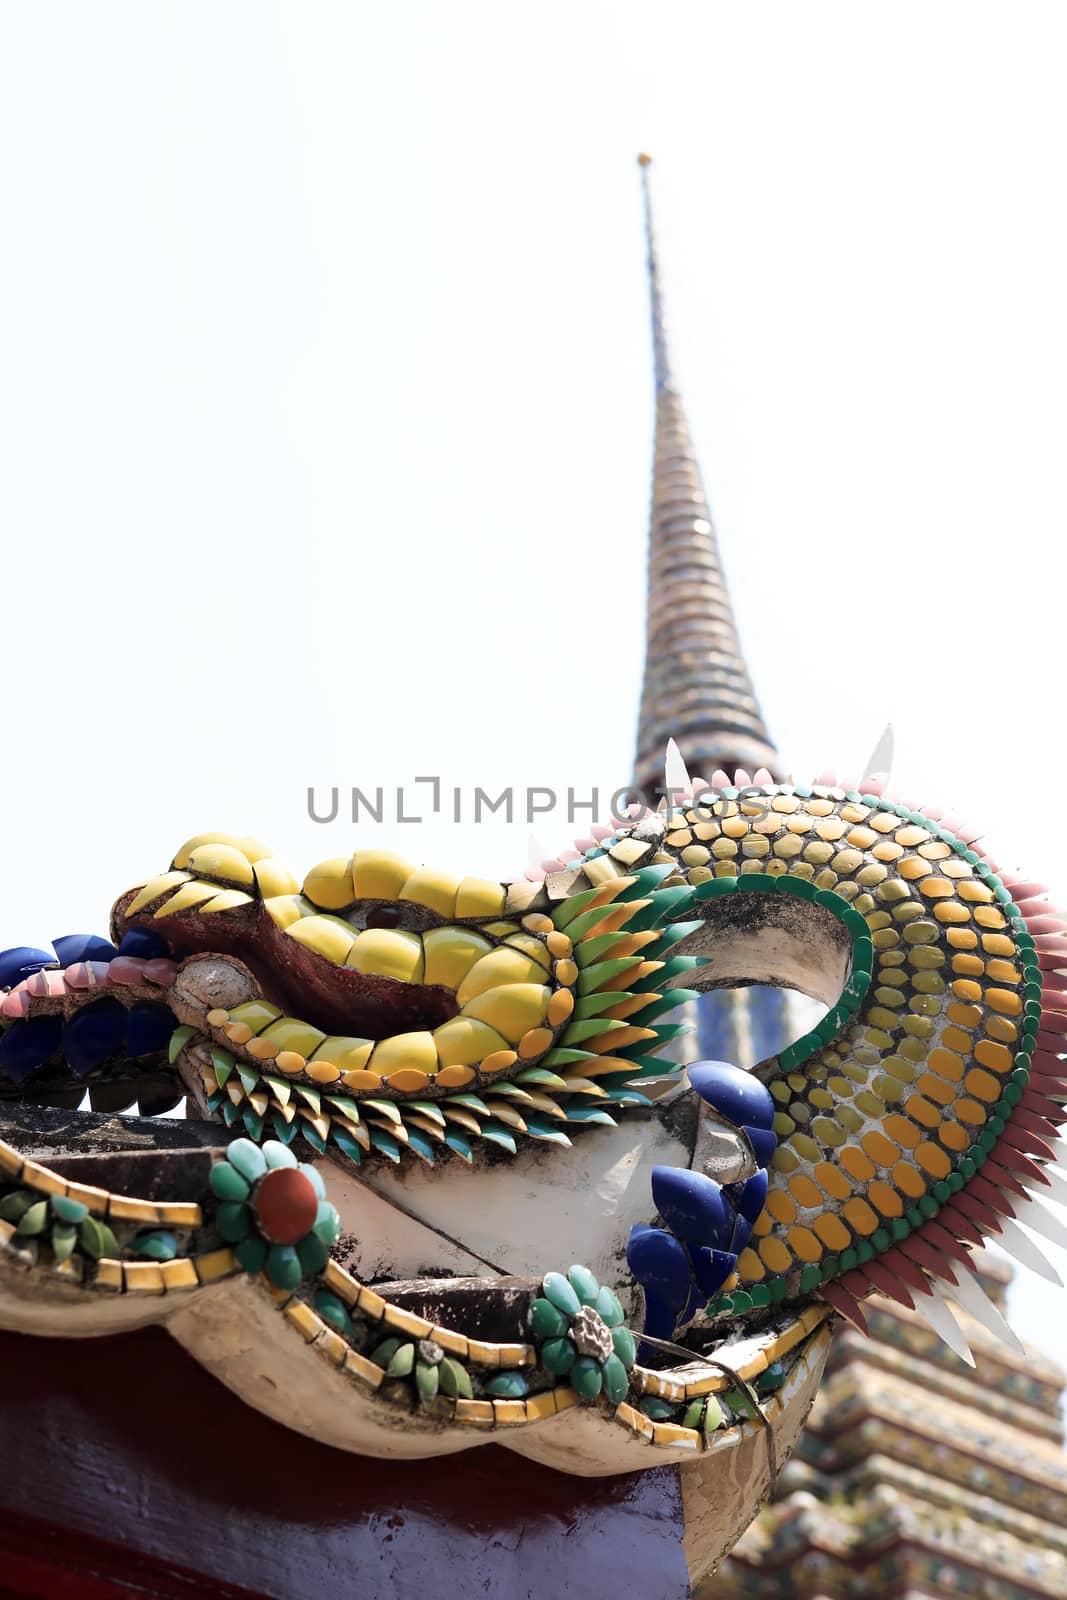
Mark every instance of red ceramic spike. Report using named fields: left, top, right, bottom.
left=982, top=1160, right=1031, bottom=1199
left=922, top=1221, right=971, bottom=1269
left=945, top=1190, right=1003, bottom=1234
left=1001, top=1124, right=1057, bottom=1161
left=876, top=1246, right=933, bottom=1295
left=861, top=1262, right=915, bottom=1309
left=969, top=1175, right=1018, bottom=1215
left=936, top=1203, right=986, bottom=1246
left=1019, top=1092, right=1064, bottom=1124
left=901, top=1234, right=958, bottom=1284
left=819, top=1282, right=869, bottom=1335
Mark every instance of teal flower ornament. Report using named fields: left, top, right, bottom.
left=210, top=1137, right=341, bottom=1289
left=529, top=1265, right=635, bottom=1404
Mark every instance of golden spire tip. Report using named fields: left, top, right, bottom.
left=637, top=152, right=653, bottom=167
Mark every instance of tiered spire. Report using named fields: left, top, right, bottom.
left=633, top=154, right=777, bottom=800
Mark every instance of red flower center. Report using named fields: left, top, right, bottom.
left=254, top=1168, right=320, bottom=1245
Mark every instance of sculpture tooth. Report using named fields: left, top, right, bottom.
left=663, top=738, right=693, bottom=803
left=993, top=1216, right=1064, bottom=1284
left=125, top=872, right=192, bottom=916
left=859, top=723, right=894, bottom=791
left=914, top=1281, right=976, bottom=1367
left=152, top=881, right=224, bottom=918
left=1005, top=1190, right=1067, bottom=1251
left=943, top=1262, right=1025, bottom=1355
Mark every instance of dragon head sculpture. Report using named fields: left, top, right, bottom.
left=0, top=767, right=1063, bottom=1568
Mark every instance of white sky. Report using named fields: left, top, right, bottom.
left=1, top=2, right=1065, bottom=1366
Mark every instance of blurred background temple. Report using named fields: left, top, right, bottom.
left=633, top=158, right=1067, bottom=1600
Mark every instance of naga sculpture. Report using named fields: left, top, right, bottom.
left=0, top=759, right=1064, bottom=1569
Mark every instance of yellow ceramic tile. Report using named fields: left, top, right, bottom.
left=317, top=1329, right=349, bottom=1367
left=108, top=1196, right=162, bottom=1223
left=453, top=1399, right=497, bottom=1427
left=160, top=1259, right=199, bottom=1290
left=20, top=1161, right=67, bottom=1198
left=302, top=856, right=355, bottom=910
left=285, top=1300, right=322, bottom=1342
left=350, top=850, right=414, bottom=900
left=323, top=1259, right=360, bottom=1304
left=195, top=1246, right=239, bottom=1283
left=399, top=867, right=461, bottom=918
left=95, top=1259, right=124, bottom=1291
left=492, top=1400, right=529, bottom=1426
left=159, top=1202, right=202, bottom=1228
left=523, top=1391, right=559, bottom=1422
left=0, top=1143, right=24, bottom=1179
left=344, top=1349, right=385, bottom=1390
left=123, top=1262, right=166, bottom=1294
left=428, top=1325, right=469, bottom=1358
left=383, top=1305, right=434, bottom=1339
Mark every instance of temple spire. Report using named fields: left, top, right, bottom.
left=633, top=155, right=778, bottom=799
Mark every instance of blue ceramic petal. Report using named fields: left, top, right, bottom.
left=125, top=1002, right=175, bottom=1058
left=741, top=1125, right=777, bottom=1166
left=0, top=1016, right=63, bottom=1081
left=626, top=1225, right=692, bottom=1310
left=0, top=947, right=55, bottom=989
left=687, top=1060, right=775, bottom=1131
left=650, top=1165, right=733, bottom=1248
left=724, top=1170, right=769, bottom=1223
left=691, top=1246, right=737, bottom=1299
left=116, top=928, right=171, bottom=960
left=51, top=934, right=118, bottom=967
left=63, top=999, right=128, bottom=1076
left=638, top=1287, right=679, bottom=1343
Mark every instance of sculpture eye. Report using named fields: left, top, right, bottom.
left=365, top=905, right=401, bottom=930
left=347, top=900, right=444, bottom=935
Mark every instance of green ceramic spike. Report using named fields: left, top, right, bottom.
left=324, top=1094, right=361, bottom=1122
left=210, top=1047, right=236, bottom=1086
left=294, top=1084, right=322, bottom=1114
left=642, top=920, right=704, bottom=955
left=551, top=882, right=629, bottom=930
left=616, top=864, right=679, bottom=899
left=523, top=1117, right=573, bottom=1146
left=361, top=1097, right=400, bottom=1124
left=542, top=1048, right=599, bottom=1067
left=574, top=991, right=636, bottom=1021
left=564, top=899, right=649, bottom=944
left=627, top=989, right=700, bottom=1023
left=515, top=1066, right=570, bottom=1090
left=237, top=1064, right=261, bottom=1097
left=561, top=1018, right=626, bottom=1044
left=577, top=958, right=643, bottom=995
left=624, top=887, right=696, bottom=932
left=169, top=1025, right=197, bottom=1064
left=575, top=932, right=637, bottom=968
left=479, top=1123, right=517, bottom=1154
left=444, top=1094, right=490, bottom=1115
left=408, top=1100, right=446, bottom=1126
left=632, top=954, right=705, bottom=991
left=331, top=1127, right=364, bottom=1164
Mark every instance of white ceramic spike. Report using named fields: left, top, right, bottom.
left=1008, top=1190, right=1067, bottom=1250
left=994, top=1216, right=1064, bottom=1284
left=1021, top=1165, right=1067, bottom=1210
left=914, top=1280, right=975, bottom=1366
left=943, top=1261, right=1025, bottom=1354
left=860, top=724, right=894, bottom=789
left=527, top=834, right=549, bottom=872
left=664, top=739, right=692, bottom=804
